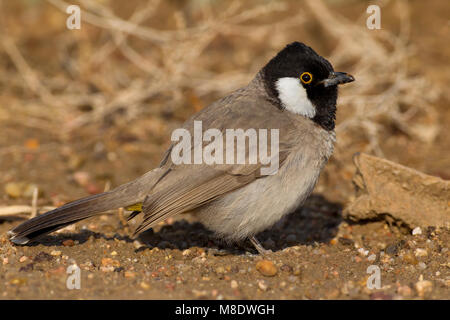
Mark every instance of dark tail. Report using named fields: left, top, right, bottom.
left=7, top=170, right=162, bottom=244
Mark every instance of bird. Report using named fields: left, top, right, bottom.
left=8, top=42, right=354, bottom=254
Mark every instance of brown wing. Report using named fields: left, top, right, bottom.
left=133, top=93, right=299, bottom=235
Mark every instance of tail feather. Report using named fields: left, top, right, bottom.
left=8, top=179, right=149, bottom=245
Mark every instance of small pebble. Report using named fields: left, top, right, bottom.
left=192, top=289, right=208, bottom=298
left=357, top=248, right=369, bottom=256
left=257, top=280, right=268, bottom=291
left=100, top=266, right=115, bottom=272
left=10, top=278, right=27, bottom=285
left=256, top=260, right=278, bottom=277
left=133, top=240, right=145, bottom=250
left=415, top=248, right=428, bottom=257
left=215, top=266, right=225, bottom=274
left=124, top=271, right=136, bottom=278
left=110, top=251, right=118, bottom=256
left=140, top=282, right=150, bottom=290
left=417, top=262, right=427, bottom=270
left=19, top=256, right=28, bottom=263
left=5, top=182, right=24, bottom=198
left=412, top=227, right=422, bottom=235
left=73, top=171, right=90, bottom=187
left=50, top=250, right=61, bottom=256
left=415, top=280, right=433, bottom=297
left=101, top=258, right=120, bottom=267
left=34, top=252, right=53, bottom=262
left=62, top=240, right=75, bottom=247
left=338, top=237, right=354, bottom=246
left=367, top=254, right=376, bottom=262
left=402, top=253, right=418, bottom=265
left=280, top=264, right=293, bottom=273
left=230, top=280, right=238, bottom=289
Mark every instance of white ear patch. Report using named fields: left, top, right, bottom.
left=275, top=77, right=316, bottom=118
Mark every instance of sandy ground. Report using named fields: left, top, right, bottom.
left=1, top=197, right=449, bottom=300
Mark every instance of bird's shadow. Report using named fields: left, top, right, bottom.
left=14, top=194, right=343, bottom=255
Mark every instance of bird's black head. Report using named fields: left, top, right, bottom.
left=262, top=42, right=354, bottom=131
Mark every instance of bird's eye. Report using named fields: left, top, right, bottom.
left=300, top=72, right=313, bottom=84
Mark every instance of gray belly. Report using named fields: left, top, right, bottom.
left=194, top=150, right=326, bottom=241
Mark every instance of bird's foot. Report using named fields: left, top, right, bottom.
left=249, top=236, right=272, bottom=255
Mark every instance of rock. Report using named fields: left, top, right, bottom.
left=257, top=280, right=268, bottom=291
left=402, top=253, right=418, bottom=265
left=280, top=264, right=293, bottom=273
left=415, top=280, right=433, bottom=297
left=418, top=262, right=427, bottom=270
left=368, top=254, right=376, bottom=262
left=344, top=153, right=449, bottom=229
left=19, top=263, right=34, bottom=272
left=34, top=252, right=53, bottom=262
left=62, top=240, right=75, bottom=247
left=101, top=257, right=120, bottom=268
left=230, top=280, right=238, bottom=289
left=415, top=248, right=428, bottom=257
left=10, top=278, right=27, bottom=285
left=256, top=260, right=278, bottom=277
left=385, top=242, right=403, bottom=255
left=50, top=250, right=62, bottom=256
left=100, top=266, right=115, bottom=272
left=140, top=282, right=150, bottom=290
left=357, top=248, right=369, bottom=256
left=133, top=240, right=145, bottom=250
left=412, top=227, right=422, bottom=235
left=73, top=171, right=90, bottom=187
left=215, top=266, right=225, bottom=274
left=192, top=289, right=208, bottom=298
left=338, top=237, right=354, bottom=246
left=5, top=182, right=24, bottom=198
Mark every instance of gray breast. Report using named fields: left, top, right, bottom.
left=195, top=123, right=335, bottom=241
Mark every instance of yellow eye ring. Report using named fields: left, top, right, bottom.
left=300, top=72, right=313, bottom=84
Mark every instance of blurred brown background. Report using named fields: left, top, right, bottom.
left=0, top=0, right=449, bottom=217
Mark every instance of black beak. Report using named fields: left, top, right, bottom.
left=320, top=72, right=355, bottom=87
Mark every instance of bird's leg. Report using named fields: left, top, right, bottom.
left=249, top=236, right=272, bottom=255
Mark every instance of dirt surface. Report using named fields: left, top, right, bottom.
left=0, top=0, right=449, bottom=300
left=0, top=203, right=449, bottom=299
